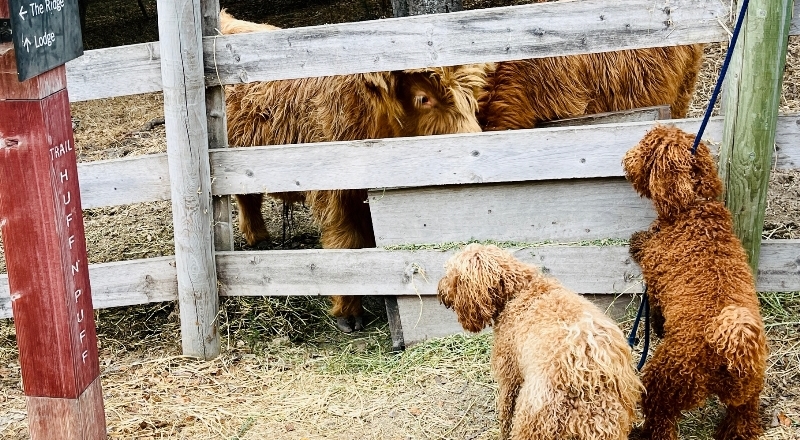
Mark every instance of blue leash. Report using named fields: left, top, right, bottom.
left=630, top=0, right=751, bottom=370
left=691, top=0, right=751, bottom=155
left=627, top=287, right=650, bottom=371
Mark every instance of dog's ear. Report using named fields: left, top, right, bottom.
left=626, top=126, right=720, bottom=218
left=439, top=244, right=507, bottom=333
left=622, top=136, right=654, bottom=199
left=691, top=141, right=724, bottom=200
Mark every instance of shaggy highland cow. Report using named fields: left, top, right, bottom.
left=220, top=11, right=488, bottom=332
left=479, top=43, right=704, bottom=130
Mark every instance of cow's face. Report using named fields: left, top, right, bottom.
left=393, top=66, right=487, bottom=137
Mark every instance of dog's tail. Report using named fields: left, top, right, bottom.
left=705, top=305, right=768, bottom=376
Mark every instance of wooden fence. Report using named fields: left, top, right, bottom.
left=2, top=0, right=800, bottom=352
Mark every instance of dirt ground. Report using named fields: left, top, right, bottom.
left=0, top=0, right=799, bottom=439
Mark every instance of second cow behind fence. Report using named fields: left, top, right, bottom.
left=220, top=10, right=489, bottom=333
left=478, top=37, right=704, bottom=130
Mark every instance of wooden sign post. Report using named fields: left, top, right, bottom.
left=0, top=0, right=106, bottom=438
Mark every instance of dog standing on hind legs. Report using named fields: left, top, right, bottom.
left=623, top=126, right=768, bottom=440
left=437, top=244, right=642, bottom=440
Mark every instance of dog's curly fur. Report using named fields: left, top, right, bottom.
left=623, top=126, right=768, bottom=440
left=438, top=244, right=642, bottom=440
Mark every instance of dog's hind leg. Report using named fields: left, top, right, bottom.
left=507, top=379, right=561, bottom=439
left=641, top=344, right=708, bottom=440
left=491, top=352, right=522, bottom=439
left=714, top=397, right=763, bottom=440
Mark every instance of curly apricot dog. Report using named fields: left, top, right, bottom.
left=437, top=244, right=642, bottom=440
left=624, top=126, right=768, bottom=440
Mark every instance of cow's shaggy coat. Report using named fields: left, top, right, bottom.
left=220, top=11, right=488, bottom=331
left=479, top=45, right=704, bottom=130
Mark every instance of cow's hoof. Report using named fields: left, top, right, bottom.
left=336, top=317, right=354, bottom=333
left=353, top=316, right=364, bottom=331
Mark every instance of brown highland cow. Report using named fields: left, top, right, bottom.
left=479, top=42, right=704, bottom=130
left=220, top=11, right=488, bottom=332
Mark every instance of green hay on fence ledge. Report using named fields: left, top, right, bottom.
left=383, top=238, right=629, bottom=252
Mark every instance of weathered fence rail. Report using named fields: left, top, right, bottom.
left=63, top=0, right=800, bottom=102
left=2, top=240, right=799, bottom=320
left=73, top=115, right=800, bottom=209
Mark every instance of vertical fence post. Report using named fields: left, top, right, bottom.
left=200, top=0, right=233, bottom=252
left=384, top=0, right=462, bottom=352
left=156, top=0, right=220, bottom=359
left=719, top=0, right=794, bottom=274
left=0, top=1, right=106, bottom=437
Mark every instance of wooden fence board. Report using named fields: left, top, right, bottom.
left=1, top=241, right=797, bottom=319
left=60, top=115, right=800, bottom=210
left=538, top=105, right=670, bottom=128
left=62, top=0, right=743, bottom=102
left=0, top=257, right=177, bottom=319
left=46, top=115, right=798, bottom=210
left=368, top=178, right=656, bottom=245
left=775, top=114, right=800, bottom=169
left=66, top=42, right=162, bottom=103
left=77, top=154, right=170, bottom=209
left=210, top=116, right=800, bottom=195
left=396, top=293, right=635, bottom=347
left=203, top=0, right=730, bottom=86
left=157, top=0, right=220, bottom=359
left=215, top=246, right=644, bottom=297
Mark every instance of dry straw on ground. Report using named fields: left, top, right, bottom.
left=0, top=1, right=799, bottom=439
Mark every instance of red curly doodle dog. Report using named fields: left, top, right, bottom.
left=437, top=244, right=642, bottom=440
left=624, top=126, right=768, bottom=440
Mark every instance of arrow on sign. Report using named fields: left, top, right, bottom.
left=19, top=6, right=27, bottom=21
left=23, top=37, right=31, bottom=52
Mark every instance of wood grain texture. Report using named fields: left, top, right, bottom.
left=210, top=116, right=800, bottom=195
left=65, top=42, right=162, bottom=102
left=0, top=90, right=100, bottom=398
left=369, top=178, right=656, bottom=245
left=62, top=0, right=738, bottom=102
left=397, top=293, right=634, bottom=347
left=203, top=0, right=730, bottom=86
left=719, top=0, right=794, bottom=274
left=76, top=154, right=170, bottom=209
left=157, top=0, right=220, bottom=359
left=215, top=246, right=643, bottom=297
left=538, top=105, right=670, bottom=128
left=14, top=115, right=800, bottom=211
left=201, top=0, right=234, bottom=252
left=1, top=49, right=67, bottom=100
left=23, top=115, right=800, bottom=211
left=0, top=257, right=178, bottom=319
left=0, top=241, right=797, bottom=317
left=26, top=376, right=106, bottom=440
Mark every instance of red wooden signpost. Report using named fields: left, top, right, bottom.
left=0, top=1, right=106, bottom=438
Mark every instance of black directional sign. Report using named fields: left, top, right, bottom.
left=9, top=0, right=82, bottom=81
